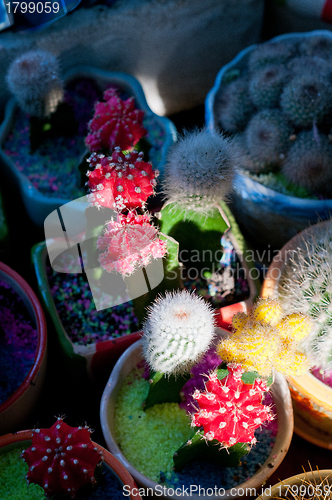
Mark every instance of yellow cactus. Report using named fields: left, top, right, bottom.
left=252, top=298, right=283, bottom=326
left=231, top=311, right=248, bottom=331
left=274, top=343, right=310, bottom=377
left=276, top=313, right=312, bottom=342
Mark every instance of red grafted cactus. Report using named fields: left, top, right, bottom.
left=87, top=148, right=157, bottom=211
left=192, top=364, right=274, bottom=448
left=97, top=212, right=167, bottom=275
left=85, top=87, right=147, bottom=152
left=21, top=417, right=103, bottom=498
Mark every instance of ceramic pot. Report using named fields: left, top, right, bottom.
left=0, top=430, right=141, bottom=500
left=0, top=66, right=177, bottom=229
left=100, top=337, right=294, bottom=500
left=205, top=30, right=332, bottom=251
left=0, top=262, right=47, bottom=435
left=261, top=219, right=332, bottom=449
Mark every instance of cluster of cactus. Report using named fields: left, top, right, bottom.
left=217, top=298, right=312, bottom=377
left=6, top=50, right=64, bottom=118
left=279, top=227, right=332, bottom=371
left=22, top=417, right=103, bottom=498
left=216, top=34, right=332, bottom=196
left=85, top=87, right=147, bottom=152
left=162, top=128, right=240, bottom=216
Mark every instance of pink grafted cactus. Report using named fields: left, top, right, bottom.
left=192, top=364, right=274, bottom=448
left=97, top=212, right=167, bottom=276
left=87, top=148, right=157, bottom=211
left=21, top=417, right=103, bottom=498
left=85, top=88, right=147, bottom=152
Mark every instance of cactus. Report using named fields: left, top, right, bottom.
left=248, top=39, right=299, bottom=73
left=141, top=289, right=216, bottom=376
left=217, top=298, right=312, bottom=377
left=280, top=74, right=332, bottom=128
left=248, top=64, right=289, bottom=110
left=299, top=35, right=332, bottom=60
left=97, top=211, right=167, bottom=276
left=216, top=76, right=255, bottom=133
left=281, top=130, right=332, bottom=196
left=85, top=87, right=147, bottom=152
left=87, top=148, right=157, bottom=211
left=287, top=56, right=332, bottom=79
left=21, top=417, right=103, bottom=498
left=279, top=227, right=332, bottom=371
left=244, top=109, right=293, bottom=168
left=162, top=128, right=239, bottom=214
left=6, top=50, right=63, bottom=118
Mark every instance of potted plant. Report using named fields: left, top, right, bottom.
left=0, top=49, right=176, bottom=228
left=261, top=218, right=332, bottom=449
left=0, top=417, right=142, bottom=499
left=100, top=293, right=297, bottom=499
left=0, top=261, right=47, bottom=436
left=159, top=128, right=259, bottom=326
left=205, top=29, right=332, bottom=251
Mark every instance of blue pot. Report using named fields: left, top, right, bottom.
left=205, top=30, right=332, bottom=250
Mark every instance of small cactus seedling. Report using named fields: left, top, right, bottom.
left=85, top=87, right=147, bottom=152
left=21, top=417, right=103, bottom=498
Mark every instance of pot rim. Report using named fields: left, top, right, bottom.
left=100, top=337, right=294, bottom=500
left=0, top=429, right=142, bottom=500
left=0, top=262, right=47, bottom=415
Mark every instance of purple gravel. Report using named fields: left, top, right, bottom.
left=0, top=280, right=38, bottom=406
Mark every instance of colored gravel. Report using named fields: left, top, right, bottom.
left=0, top=446, right=126, bottom=500
left=47, top=253, right=139, bottom=345
left=311, top=366, right=332, bottom=388
left=114, top=364, right=278, bottom=489
left=4, top=78, right=166, bottom=200
left=0, top=280, right=38, bottom=406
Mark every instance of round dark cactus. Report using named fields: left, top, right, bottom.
left=249, top=64, right=289, bottom=110
left=215, top=76, right=255, bottom=133
left=248, top=39, right=299, bottom=73
left=287, top=56, right=332, bottom=79
left=299, top=34, right=332, bottom=60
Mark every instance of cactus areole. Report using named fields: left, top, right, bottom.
left=21, top=417, right=103, bottom=498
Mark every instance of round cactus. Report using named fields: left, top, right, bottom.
left=87, top=148, right=157, bottom=211
left=191, top=365, right=274, bottom=448
left=6, top=50, right=63, bottom=117
left=244, top=109, right=293, bottom=168
left=248, top=64, right=289, bottom=110
left=281, top=131, right=332, bottom=196
left=299, top=35, right=332, bottom=60
left=287, top=56, right=332, bottom=79
left=216, top=76, right=255, bottom=133
left=85, top=87, right=147, bottom=152
left=279, top=227, right=332, bottom=370
left=21, top=417, right=103, bottom=498
left=141, top=290, right=216, bottom=376
left=163, top=128, right=239, bottom=214
left=248, top=39, right=299, bottom=73
left=280, top=74, right=332, bottom=128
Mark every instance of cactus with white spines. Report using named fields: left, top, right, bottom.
left=248, top=64, right=289, bottom=110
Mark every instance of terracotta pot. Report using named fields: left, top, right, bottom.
left=261, top=219, right=332, bottom=449
left=0, top=262, right=47, bottom=435
left=0, top=430, right=141, bottom=500
left=100, top=336, right=294, bottom=500
left=256, top=469, right=332, bottom=500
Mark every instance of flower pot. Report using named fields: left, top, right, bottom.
left=205, top=30, right=332, bottom=251
left=31, top=238, right=142, bottom=384
left=0, top=262, right=47, bottom=435
left=100, top=337, right=294, bottom=500
left=0, top=429, right=141, bottom=500
left=261, top=219, right=332, bottom=449
left=0, top=188, right=9, bottom=260
left=256, top=468, right=332, bottom=500
left=0, top=66, right=177, bottom=229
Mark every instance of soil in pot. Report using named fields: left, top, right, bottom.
left=0, top=279, right=38, bottom=406
left=113, top=353, right=278, bottom=490
left=0, top=443, right=129, bottom=499
left=3, top=77, right=166, bottom=200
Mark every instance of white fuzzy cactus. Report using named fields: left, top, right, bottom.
left=141, top=290, right=216, bottom=375
left=6, top=50, right=64, bottom=117
left=162, top=128, right=239, bottom=215
left=279, top=225, right=332, bottom=371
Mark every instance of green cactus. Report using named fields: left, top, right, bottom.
left=248, top=39, right=299, bottom=73
left=280, top=74, right=332, bottom=128
left=216, top=76, right=255, bottom=133
left=281, top=130, right=332, bottom=196
left=244, top=109, right=293, bottom=169
left=249, top=64, right=289, bottom=110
